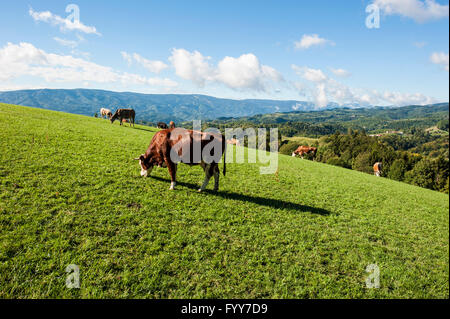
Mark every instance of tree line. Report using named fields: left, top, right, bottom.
left=280, top=129, right=448, bottom=193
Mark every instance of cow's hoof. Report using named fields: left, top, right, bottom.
left=198, top=189, right=203, bottom=192
left=169, top=187, right=175, bottom=190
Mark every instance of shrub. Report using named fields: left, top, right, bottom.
left=279, top=141, right=299, bottom=156
left=405, top=158, right=435, bottom=189
left=352, top=152, right=373, bottom=174
left=388, top=159, right=407, bottom=181
left=327, top=157, right=348, bottom=168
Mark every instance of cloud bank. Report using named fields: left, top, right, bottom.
left=0, top=42, right=177, bottom=88
left=292, top=64, right=436, bottom=108
left=373, top=0, right=449, bottom=22
left=29, top=7, right=101, bottom=35
left=169, top=48, right=284, bottom=91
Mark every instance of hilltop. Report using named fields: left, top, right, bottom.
left=202, top=102, right=449, bottom=135
left=0, top=103, right=448, bottom=298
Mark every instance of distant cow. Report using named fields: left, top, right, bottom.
left=100, top=108, right=112, bottom=119
left=227, top=138, right=241, bottom=146
left=110, top=109, right=135, bottom=127
left=373, top=162, right=382, bottom=177
left=157, top=122, right=168, bottom=129
left=169, top=121, right=176, bottom=129
left=135, top=128, right=226, bottom=191
left=292, top=146, right=317, bottom=159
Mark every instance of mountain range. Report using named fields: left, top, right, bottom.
left=0, top=89, right=319, bottom=123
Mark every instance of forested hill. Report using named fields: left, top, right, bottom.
left=201, top=103, right=449, bottom=136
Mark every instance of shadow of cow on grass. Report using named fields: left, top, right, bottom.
left=148, top=175, right=332, bottom=216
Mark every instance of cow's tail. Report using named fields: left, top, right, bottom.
left=222, top=141, right=227, bottom=176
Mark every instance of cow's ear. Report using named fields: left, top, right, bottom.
left=139, top=154, right=145, bottom=161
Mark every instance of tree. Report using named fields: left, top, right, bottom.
left=434, top=156, right=449, bottom=192
left=388, top=159, right=406, bottom=181
left=405, top=158, right=436, bottom=190
left=352, top=152, right=373, bottom=174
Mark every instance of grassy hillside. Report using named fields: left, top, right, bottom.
left=0, top=103, right=448, bottom=298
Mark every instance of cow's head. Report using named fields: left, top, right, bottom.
left=135, top=154, right=153, bottom=177
left=110, top=111, right=118, bottom=124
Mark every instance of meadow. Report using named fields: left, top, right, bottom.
left=0, top=103, right=448, bottom=298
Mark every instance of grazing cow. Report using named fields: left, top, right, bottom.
left=100, top=108, right=112, bottom=119
left=292, top=146, right=317, bottom=159
left=157, top=122, right=168, bottom=129
left=135, top=128, right=226, bottom=191
left=373, top=162, right=382, bottom=177
left=110, top=109, right=135, bottom=127
left=227, top=138, right=241, bottom=146
left=169, top=121, right=176, bottom=129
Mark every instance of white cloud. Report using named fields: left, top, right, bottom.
left=373, top=0, right=449, bottom=23
left=378, top=91, right=437, bottom=105
left=330, top=68, right=351, bottom=77
left=121, top=52, right=168, bottom=74
left=430, top=52, right=449, bottom=71
left=169, top=49, right=214, bottom=86
left=294, top=34, right=334, bottom=50
left=53, top=37, right=78, bottom=49
left=216, top=54, right=283, bottom=91
left=121, top=52, right=133, bottom=65
left=315, top=83, right=328, bottom=108
left=0, top=42, right=177, bottom=88
left=293, top=82, right=308, bottom=95
left=29, top=7, right=101, bottom=35
left=292, top=65, right=328, bottom=82
left=169, top=48, right=283, bottom=91
left=291, top=64, right=436, bottom=107
left=292, top=103, right=302, bottom=111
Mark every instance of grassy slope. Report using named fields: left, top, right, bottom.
left=0, top=103, right=448, bottom=299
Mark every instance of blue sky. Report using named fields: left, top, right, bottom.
left=0, top=0, right=448, bottom=107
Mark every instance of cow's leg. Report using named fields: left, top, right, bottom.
left=198, top=163, right=212, bottom=192
left=213, top=164, right=220, bottom=191
left=167, top=160, right=177, bottom=190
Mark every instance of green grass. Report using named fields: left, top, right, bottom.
left=0, top=103, right=448, bottom=298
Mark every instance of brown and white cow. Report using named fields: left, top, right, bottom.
left=136, top=128, right=226, bottom=191
left=110, top=108, right=135, bottom=127
left=292, top=146, right=317, bottom=158
left=100, top=108, right=112, bottom=119
left=373, top=162, right=382, bottom=177
left=227, top=138, right=241, bottom=146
